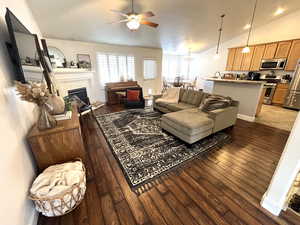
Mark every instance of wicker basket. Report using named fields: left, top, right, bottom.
left=29, top=159, right=86, bottom=217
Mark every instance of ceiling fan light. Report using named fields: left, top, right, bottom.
left=242, top=46, right=250, bottom=53
left=126, top=19, right=140, bottom=30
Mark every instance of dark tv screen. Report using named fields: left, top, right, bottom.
left=5, top=8, right=43, bottom=83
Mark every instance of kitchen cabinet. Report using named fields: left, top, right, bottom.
left=232, top=47, right=244, bottom=71
left=272, top=83, right=289, bottom=105
left=250, top=45, right=266, bottom=71
left=275, top=41, right=292, bottom=58
left=225, top=48, right=236, bottom=71
left=286, top=40, right=300, bottom=71
left=263, top=43, right=278, bottom=59
left=225, top=38, right=300, bottom=72
left=241, top=46, right=255, bottom=71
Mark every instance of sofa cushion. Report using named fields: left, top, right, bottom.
left=161, top=121, right=212, bottom=144
left=161, top=108, right=214, bottom=135
left=155, top=100, right=170, bottom=108
left=166, top=102, right=196, bottom=112
left=181, top=90, right=204, bottom=106
left=179, top=88, right=185, bottom=101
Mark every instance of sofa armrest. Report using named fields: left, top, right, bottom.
left=153, top=94, right=163, bottom=101
left=207, top=106, right=239, bottom=132
left=153, top=94, right=163, bottom=106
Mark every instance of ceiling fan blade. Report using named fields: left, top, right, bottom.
left=140, top=20, right=159, bottom=28
left=109, top=19, right=129, bottom=24
left=110, top=9, right=129, bottom=17
left=140, top=11, right=155, bottom=18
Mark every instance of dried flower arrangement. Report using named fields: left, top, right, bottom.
left=15, top=81, right=50, bottom=105
left=15, top=81, right=57, bottom=130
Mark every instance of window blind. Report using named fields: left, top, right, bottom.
left=97, top=53, right=135, bottom=84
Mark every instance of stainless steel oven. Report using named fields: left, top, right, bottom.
left=263, top=83, right=277, bottom=104
left=260, top=59, right=287, bottom=70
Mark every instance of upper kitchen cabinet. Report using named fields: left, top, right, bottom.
left=232, top=47, right=244, bottom=71
left=286, top=40, right=300, bottom=71
left=275, top=41, right=292, bottom=59
left=241, top=46, right=255, bottom=71
left=225, top=48, right=236, bottom=71
left=250, top=45, right=266, bottom=71
left=263, top=43, right=278, bottom=59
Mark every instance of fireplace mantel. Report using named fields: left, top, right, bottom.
left=23, top=67, right=96, bottom=101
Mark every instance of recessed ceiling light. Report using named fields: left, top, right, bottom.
left=274, top=8, right=285, bottom=16
left=244, top=24, right=251, bottom=30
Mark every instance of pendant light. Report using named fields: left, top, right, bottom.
left=242, top=0, right=258, bottom=53
left=214, top=14, right=225, bottom=59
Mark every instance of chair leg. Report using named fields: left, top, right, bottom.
left=90, top=108, right=95, bottom=118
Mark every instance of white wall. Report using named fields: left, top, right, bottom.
left=197, top=9, right=300, bottom=88
left=45, top=38, right=163, bottom=102
left=0, top=1, right=41, bottom=225
left=261, top=112, right=300, bottom=215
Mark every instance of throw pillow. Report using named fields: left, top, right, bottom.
left=127, top=90, right=140, bottom=101
left=181, top=90, right=191, bottom=103
left=200, top=94, right=232, bottom=112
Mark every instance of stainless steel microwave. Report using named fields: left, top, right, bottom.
left=260, top=58, right=286, bottom=70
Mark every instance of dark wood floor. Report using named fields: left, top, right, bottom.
left=38, top=105, right=300, bottom=225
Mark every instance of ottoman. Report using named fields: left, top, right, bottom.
left=161, top=108, right=214, bottom=144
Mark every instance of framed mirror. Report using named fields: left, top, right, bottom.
left=48, top=46, right=65, bottom=68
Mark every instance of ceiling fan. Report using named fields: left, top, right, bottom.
left=110, top=0, right=159, bottom=31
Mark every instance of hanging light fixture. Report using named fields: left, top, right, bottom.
left=242, top=0, right=258, bottom=53
left=126, top=15, right=141, bottom=30
left=214, top=14, right=225, bottom=59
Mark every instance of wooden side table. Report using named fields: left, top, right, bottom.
left=27, top=106, right=86, bottom=172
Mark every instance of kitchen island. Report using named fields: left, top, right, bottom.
left=204, top=78, right=266, bottom=121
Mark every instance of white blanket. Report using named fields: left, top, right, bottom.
left=156, top=87, right=180, bottom=104
left=30, top=161, right=84, bottom=198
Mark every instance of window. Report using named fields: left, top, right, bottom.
left=162, top=54, right=200, bottom=82
left=144, top=59, right=157, bottom=80
left=97, top=53, right=135, bottom=84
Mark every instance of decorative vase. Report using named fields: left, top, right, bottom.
left=47, top=95, right=65, bottom=115
left=37, top=104, right=57, bottom=130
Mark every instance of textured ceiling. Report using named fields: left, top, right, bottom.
left=26, top=0, right=300, bottom=53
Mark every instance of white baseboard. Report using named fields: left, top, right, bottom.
left=260, top=192, right=282, bottom=216
left=237, top=114, right=256, bottom=122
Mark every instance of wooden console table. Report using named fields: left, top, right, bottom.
left=27, top=106, right=86, bottom=172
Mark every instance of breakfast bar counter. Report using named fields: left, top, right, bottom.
left=206, top=78, right=265, bottom=84
left=204, top=78, right=266, bottom=121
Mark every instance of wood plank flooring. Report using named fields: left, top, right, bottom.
left=38, top=105, right=300, bottom=225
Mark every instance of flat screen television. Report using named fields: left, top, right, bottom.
left=5, top=8, right=43, bottom=83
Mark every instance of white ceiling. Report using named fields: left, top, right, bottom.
left=26, top=0, right=300, bottom=53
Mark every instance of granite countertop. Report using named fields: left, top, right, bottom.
left=206, top=78, right=266, bottom=84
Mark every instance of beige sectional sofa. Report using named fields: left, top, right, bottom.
left=153, top=89, right=239, bottom=144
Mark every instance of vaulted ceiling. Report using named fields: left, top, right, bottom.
left=27, top=0, right=300, bottom=53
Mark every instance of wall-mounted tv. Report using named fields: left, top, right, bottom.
left=5, top=8, right=44, bottom=83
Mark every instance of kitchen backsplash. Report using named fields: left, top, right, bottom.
left=225, top=70, right=294, bottom=79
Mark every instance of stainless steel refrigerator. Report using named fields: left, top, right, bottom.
left=284, top=60, right=300, bottom=110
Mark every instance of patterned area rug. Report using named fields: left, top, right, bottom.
left=96, top=109, right=231, bottom=191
